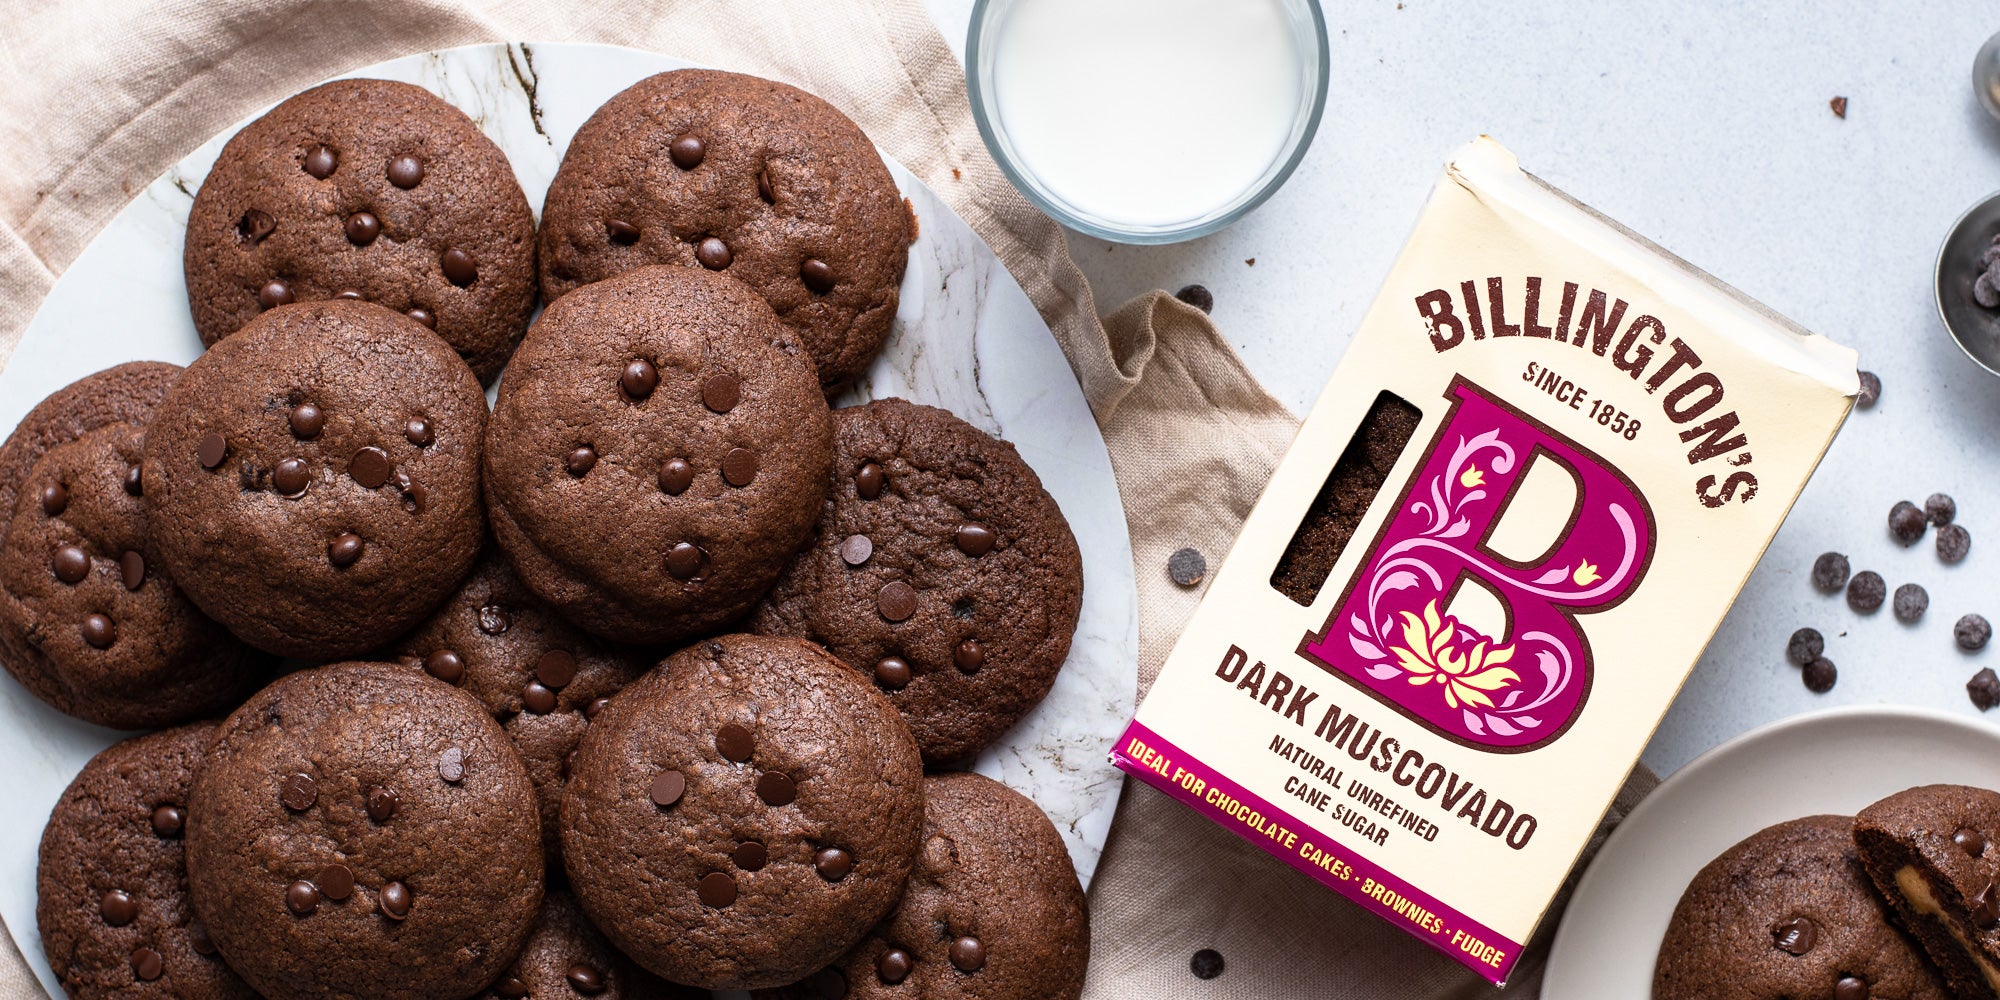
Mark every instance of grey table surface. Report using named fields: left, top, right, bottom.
left=925, top=0, right=2000, bottom=776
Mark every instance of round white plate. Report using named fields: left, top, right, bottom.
left=0, top=43, right=1137, bottom=997
left=1544, top=705, right=2000, bottom=997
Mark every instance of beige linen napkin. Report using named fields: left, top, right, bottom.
left=0, top=1, right=1654, bottom=996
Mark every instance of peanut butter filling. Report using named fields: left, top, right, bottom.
left=1895, top=864, right=2000, bottom=993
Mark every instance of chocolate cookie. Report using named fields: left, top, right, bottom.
left=0, top=424, right=269, bottom=728
left=385, top=546, right=654, bottom=868
left=184, top=78, right=536, bottom=382
left=538, top=69, right=912, bottom=391
left=485, top=265, right=832, bottom=645
left=759, top=772, right=1089, bottom=1000
left=0, top=361, right=180, bottom=535
left=479, top=890, right=694, bottom=1000
left=1654, top=815, right=1948, bottom=1000
left=143, top=300, right=488, bottom=660
left=562, top=634, right=923, bottom=990
left=1856, top=785, right=2000, bottom=999
left=36, top=723, right=258, bottom=1000
left=186, top=661, right=544, bottom=1000
left=749, top=399, right=1083, bottom=764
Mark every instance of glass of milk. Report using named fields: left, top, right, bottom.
left=967, top=0, right=1328, bottom=244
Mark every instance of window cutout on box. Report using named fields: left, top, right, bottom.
left=1270, top=392, right=1423, bottom=606
left=1482, top=449, right=1579, bottom=567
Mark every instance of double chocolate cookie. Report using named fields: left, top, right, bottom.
left=480, top=890, right=693, bottom=1000
left=562, top=634, right=923, bottom=990
left=1856, top=785, right=2000, bottom=999
left=386, top=547, right=655, bottom=867
left=0, top=361, right=180, bottom=534
left=0, top=424, right=268, bottom=728
left=750, top=399, right=1083, bottom=764
left=186, top=661, right=544, bottom=1000
left=143, top=300, right=488, bottom=659
left=1654, top=815, right=1947, bottom=1000
left=538, top=69, right=913, bottom=391
left=37, top=723, right=257, bottom=1000
left=184, top=78, right=537, bottom=382
left=761, top=772, right=1089, bottom=1000
left=485, top=265, right=832, bottom=644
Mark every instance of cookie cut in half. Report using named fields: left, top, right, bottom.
left=1857, top=784, right=2000, bottom=1000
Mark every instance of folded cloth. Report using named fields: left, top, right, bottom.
left=0, top=2, right=1655, bottom=996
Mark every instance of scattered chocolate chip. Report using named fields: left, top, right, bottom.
left=1939, top=523, right=1972, bottom=564
left=566, top=445, right=598, bottom=477
left=702, top=373, right=741, bottom=413
left=1890, top=501, right=1927, bottom=545
left=1175, top=284, right=1215, bottom=313
left=1785, top=627, right=1823, bottom=667
left=100, top=890, right=137, bottom=926
left=1856, top=371, right=1881, bottom=409
left=1972, top=668, right=2000, bottom=710
left=52, top=545, right=88, bottom=584
left=878, top=581, right=918, bottom=622
left=954, top=639, right=985, bottom=674
left=659, top=458, right=695, bottom=495
left=535, top=649, right=576, bottom=688
left=522, top=682, right=557, bottom=714
left=1960, top=614, right=1993, bottom=651
left=1770, top=915, right=1817, bottom=955
left=318, top=863, right=354, bottom=901
left=696, top=237, right=733, bottom=270
left=669, top=135, right=706, bottom=169
left=1830, top=96, right=1849, bottom=119
left=1834, top=975, right=1866, bottom=1000
left=815, top=847, right=853, bottom=881
left=875, top=656, right=912, bottom=690
left=441, top=248, right=478, bottom=286
left=756, top=771, right=797, bottom=807
left=329, top=532, right=365, bottom=568
left=666, top=542, right=706, bottom=580
left=131, top=946, right=164, bottom=982
left=840, top=534, right=874, bottom=566
left=1170, top=546, right=1208, bottom=587
left=273, top=458, right=311, bottom=496
left=478, top=604, right=512, bottom=634
left=955, top=522, right=996, bottom=556
left=621, top=358, right=658, bottom=399
left=1847, top=571, right=1885, bottom=613
left=567, top=964, right=607, bottom=995
left=188, top=919, right=216, bottom=956
left=1803, top=656, right=1838, bottom=693
left=405, top=307, right=436, bottom=330
left=387, top=155, right=424, bottom=189
left=378, top=881, right=411, bottom=920
left=349, top=447, right=392, bottom=489
left=239, top=208, right=276, bottom=244
left=585, top=697, right=612, bottom=719
left=1894, top=583, right=1929, bottom=623
left=304, top=145, right=338, bottom=179
left=650, top=769, right=686, bottom=807
left=150, top=804, right=184, bottom=837
left=367, top=786, right=398, bottom=822
left=39, top=482, right=68, bottom=516
left=717, top=723, right=755, bottom=762
left=344, top=211, right=380, bottom=246
left=286, top=880, right=319, bottom=915
left=290, top=403, right=325, bottom=439
left=949, top=936, right=985, bottom=972
left=438, top=747, right=464, bottom=783
left=1977, top=882, right=2000, bottom=927
left=722, top=447, right=758, bottom=487
left=423, top=649, right=464, bottom=684
left=606, top=219, right=641, bottom=245
left=1927, top=493, right=1958, bottom=526
left=698, top=872, right=737, bottom=908
left=122, top=465, right=143, bottom=497
left=258, top=279, right=294, bottom=310
left=197, top=431, right=228, bottom=469
left=855, top=461, right=885, bottom=499
left=877, top=949, right=913, bottom=984
left=280, top=772, right=317, bottom=811
left=801, top=257, right=835, bottom=294
left=1957, top=827, right=1989, bottom=857
left=80, top=613, right=116, bottom=649
left=1191, top=948, right=1225, bottom=979
left=735, top=841, right=769, bottom=871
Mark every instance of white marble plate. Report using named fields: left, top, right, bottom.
left=1543, top=705, right=2000, bottom=998
left=0, top=42, right=1136, bottom=997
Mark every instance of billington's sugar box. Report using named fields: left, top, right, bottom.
left=1113, top=138, right=1857, bottom=985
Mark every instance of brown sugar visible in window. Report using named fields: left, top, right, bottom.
left=1270, top=392, right=1422, bottom=606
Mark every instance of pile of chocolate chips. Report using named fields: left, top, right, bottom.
left=1975, top=236, right=2000, bottom=308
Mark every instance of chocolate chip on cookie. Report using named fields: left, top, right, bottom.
left=0, top=424, right=270, bottom=728
left=750, top=398, right=1083, bottom=764
left=485, top=265, right=832, bottom=645
left=186, top=662, right=544, bottom=999
left=562, top=634, right=922, bottom=990
left=538, top=70, right=913, bottom=391
left=142, top=300, right=488, bottom=659
left=37, top=723, right=259, bottom=1000
left=183, top=78, right=537, bottom=382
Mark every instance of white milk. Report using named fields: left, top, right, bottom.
left=989, top=0, right=1308, bottom=229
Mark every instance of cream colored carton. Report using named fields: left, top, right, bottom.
left=1113, top=137, right=1856, bottom=985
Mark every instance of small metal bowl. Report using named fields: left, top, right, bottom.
left=1935, top=190, right=2000, bottom=377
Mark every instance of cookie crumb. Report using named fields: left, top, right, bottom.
left=1244, top=258, right=1256, bottom=267
left=1971, top=667, right=2000, bottom=710
left=1830, top=96, right=1848, bottom=119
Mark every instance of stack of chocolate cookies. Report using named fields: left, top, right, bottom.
left=10, top=68, right=1089, bottom=1000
